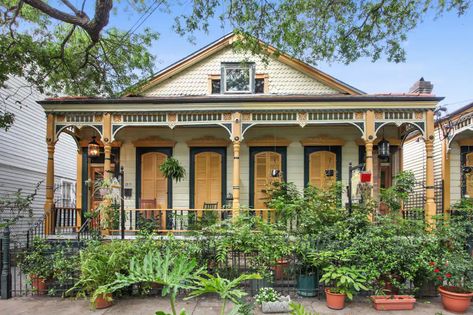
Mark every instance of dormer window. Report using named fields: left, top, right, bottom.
left=221, top=63, right=255, bottom=93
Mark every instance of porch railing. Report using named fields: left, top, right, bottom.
left=106, top=208, right=298, bottom=234
left=53, top=206, right=81, bottom=234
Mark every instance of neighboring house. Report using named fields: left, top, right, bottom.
left=0, top=76, right=77, bottom=236
left=37, top=33, right=444, bottom=234
left=404, top=101, right=473, bottom=211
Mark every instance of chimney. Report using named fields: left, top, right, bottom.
left=409, top=77, right=433, bottom=94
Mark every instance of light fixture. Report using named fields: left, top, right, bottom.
left=378, top=138, right=390, bottom=159
left=271, top=169, right=280, bottom=177
left=88, top=136, right=100, bottom=157
left=463, top=166, right=473, bottom=174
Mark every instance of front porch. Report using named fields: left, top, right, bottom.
left=39, top=107, right=439, bottom=236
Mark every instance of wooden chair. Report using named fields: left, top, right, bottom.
left=203, top=202, right=218, bottom=209
left=140, top=199, right=156, bottom=219
left=202, top=202, right=219, bottom=222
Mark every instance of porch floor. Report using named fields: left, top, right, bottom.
left=0, top=295, right=464, bottom=315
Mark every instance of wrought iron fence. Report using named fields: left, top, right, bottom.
left=403, top=180, right=444, bottom=219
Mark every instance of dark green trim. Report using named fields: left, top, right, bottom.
left=135, top=147, right=173, bottom=209
left=249, top=147, right=287, bottom=209
left=81, top=150, right=88, bottom=221
left=303, top=146, right=342, bottom=187
left=189, top=147, right=227, bottom=209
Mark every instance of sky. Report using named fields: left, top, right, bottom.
left=105, top=2, right=473, bottom=112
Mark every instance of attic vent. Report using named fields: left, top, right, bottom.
left=384, top=112, right=413, bottom=120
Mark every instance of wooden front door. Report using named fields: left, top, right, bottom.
left=254, top=151, right=282, bottom=210
left=308, top=151, right=337, bottom=189
left=194, top=152, right=222, bottom=213
left=141, top=152, right=168, bottom=209
left=466, top=152, right=473, bottom=196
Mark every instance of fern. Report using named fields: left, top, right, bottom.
left=94, top=248, right=204, bottom=315
left=289, top=302, right=320, bottom=315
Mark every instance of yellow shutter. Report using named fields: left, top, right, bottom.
left=309, top=151, right=336, bottom=189
left=254, top=152, right=282, bottom=211
left=141, top=152, right=168, bottom=209
left=194, top=152, right=222, bottom=212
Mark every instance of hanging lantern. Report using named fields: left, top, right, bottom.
left=378, top=138, right=390, bottom=159
left=271, top=169, right=280, bottom=177
left=88, top=136, right=100, bottom=157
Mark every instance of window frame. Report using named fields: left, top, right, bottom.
left=220, top=62, right=255, bottom=94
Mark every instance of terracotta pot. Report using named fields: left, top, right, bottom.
left=325, top=288, right=346, bottom=310
left=273, top=259, right=288, bottom=280
left=438, top=286, right=473, bottom=314
left=30, top=275, right=47, bottom=295
left=94, top=293, right=113, bottom=309
left=370, top=295, right=416, bottom=311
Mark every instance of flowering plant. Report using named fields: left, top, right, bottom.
left=255, top=287, right=280, bottom=304
left=429, top=251, right=473, bottom=293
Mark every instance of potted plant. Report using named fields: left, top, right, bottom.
left=255, top=287, right=291, bottom=313
left=160, top=157, right=186, bottom=182
left=18, top=237, right=53, bottom=295
left=429, top=255, right=473, bottom=313
left=68, top=241, right=134, bottom=309
left=370, top=295, right=416, bottom=311
left=321, top=265, right=369, bottom=310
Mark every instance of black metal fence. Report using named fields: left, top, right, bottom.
left=403, top=180, right=444, bottom=219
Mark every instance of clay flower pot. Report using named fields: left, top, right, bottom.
left=30, top=275, right=47, bottom=295
left=370, top=295, right=416, bottom=311
left=273, top=259, right=288, bottom=280
left=94, top=293, right=113, bottom=309
left=325, top=288, right=346, bottom=310
left=438, top=286, right=473, bottom=314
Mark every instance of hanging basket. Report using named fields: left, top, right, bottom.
left=160, top=157, right=186, bottom=182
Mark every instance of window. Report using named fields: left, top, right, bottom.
left=211, top=79, right=221, bottom=94
left=255, top=78, right=265, bottom=94
left=221, top=63, right=255, bottom=93
left=58, top=180, right=75, bottom=207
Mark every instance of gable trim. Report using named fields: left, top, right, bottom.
left=133, top=33, right=363, bottom=96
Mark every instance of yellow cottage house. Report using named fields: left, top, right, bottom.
left=38, top=33, right=443, bottom=235
left=404, top=101, right=473, bottom=212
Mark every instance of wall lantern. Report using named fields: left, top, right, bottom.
left=88, top=136, right=100, bottom=157
left=271, top=169, right=280, bottom=177
left=378, top=138, right=390, bottom=159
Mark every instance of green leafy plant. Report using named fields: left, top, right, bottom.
left=0, top=182, right=39, bottom=229
left=320, top=265, right=369, bottom=300
left=18, top=237, right=53, bottom=279
left=187, top=273, right=261, bottom=315
left=95, top=248, right=204, bottom=315
left=289, top=302, right=319, bottom=315
left=254, top=287, right=280, bottom=304
left=67, top=240, right=134, bottom=304
left=380, top=171, right=416, bottom=212
left=160, top=157, right=186, bottom=182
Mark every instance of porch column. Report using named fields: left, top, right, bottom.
left=232, top=112, right=242, bottom=216
left=364, top=110, right=376, bottom=186
left=425, top=110, right=437, bottom=225
left=103, top=113, right=112, bottom=179
left=45, top=114, right=56, bottom=235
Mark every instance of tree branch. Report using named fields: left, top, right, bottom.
left=60, top=0, right=86, bottom=17
left=23, top=0, right=89, bottom=26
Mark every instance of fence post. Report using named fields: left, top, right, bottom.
left=1, top=227, right=12, bottom=299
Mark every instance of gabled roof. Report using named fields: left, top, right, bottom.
left=130, top=32, right=365, bottom=96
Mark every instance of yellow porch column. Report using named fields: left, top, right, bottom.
left=425, top=110, right=437, bottom=226
left=45, top=114, right=56, bottom=235
left=232, top=112, right=242, bottom=216
left=364, top=110, right=376, bottom=186
left=103, top=113, right=112, bottom=179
